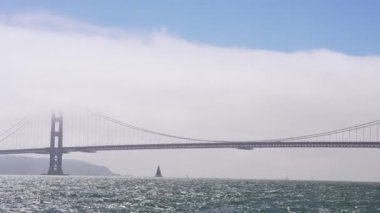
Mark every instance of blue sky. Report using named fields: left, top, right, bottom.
left=0, top=0, right=379, bottom=55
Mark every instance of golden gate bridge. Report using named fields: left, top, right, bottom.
left=0, top=110, right=379, bottom=175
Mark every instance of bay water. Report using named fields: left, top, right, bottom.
left=0, top=176, right=379, bottom=212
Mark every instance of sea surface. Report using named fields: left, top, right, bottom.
left=0, top=176, right=380, bottom=212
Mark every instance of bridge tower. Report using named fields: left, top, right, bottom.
left=47, top=113, right=64, bottom=175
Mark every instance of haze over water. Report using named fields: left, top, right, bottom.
left=1, top=176, right=380, bottom=212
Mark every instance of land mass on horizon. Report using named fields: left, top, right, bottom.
left=0, top=156, right=116, bottom=176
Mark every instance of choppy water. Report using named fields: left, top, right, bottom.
left=0, top=176, right=380, bottom=212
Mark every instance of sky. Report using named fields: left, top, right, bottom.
left=0, top=1, right=380, bottom=181
left=1, top=0, right=380, bottom=55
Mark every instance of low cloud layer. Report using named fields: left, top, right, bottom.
left=1, top=12, right=380, bottom=181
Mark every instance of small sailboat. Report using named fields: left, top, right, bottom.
left=155, top=165, right=162, bottom=177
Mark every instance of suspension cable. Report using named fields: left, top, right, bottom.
left=0, top=117, right=31, bottom=143
left=88, top=110, right=232, bottom=143
left=88, top=110, right=380, bottom=143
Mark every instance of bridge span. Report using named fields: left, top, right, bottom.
left=0, top=110, right=379, bottom=175
left=1, top=141, right=380, bottom=156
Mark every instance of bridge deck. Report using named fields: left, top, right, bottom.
left=1, top=141, right=380, bottom=155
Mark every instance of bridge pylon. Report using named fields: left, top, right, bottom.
left=47, top=113, right=64, bottom=175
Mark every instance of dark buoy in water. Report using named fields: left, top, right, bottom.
left=155, top=165, right=162, bottom=177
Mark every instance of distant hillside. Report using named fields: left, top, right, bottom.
left=0, top=156, right=116, bottom=176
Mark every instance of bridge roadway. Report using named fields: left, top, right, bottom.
left=0, top=141, right=380, bottom=155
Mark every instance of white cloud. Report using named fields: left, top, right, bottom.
left=1, top=12, right=380, bottom=181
